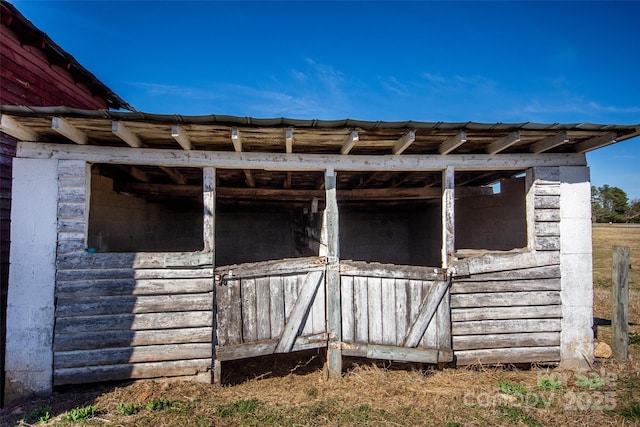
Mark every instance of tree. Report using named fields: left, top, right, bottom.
left=627, top=199, right=640, bottom=223
left=591, top=185, right=629, bottom=223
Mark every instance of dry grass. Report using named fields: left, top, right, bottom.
left=592, top=224, right=640, bottom=289
left=2, top=225, right=640, bottom=426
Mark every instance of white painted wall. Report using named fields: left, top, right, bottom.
left=559, top=166, right=594, bottom=369
left=4, top=158, right=58, bottom=403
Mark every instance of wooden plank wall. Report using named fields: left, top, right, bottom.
left=215, top=258, right=327, bottom=361
left=53, top=160, right=213, bottom=385
left=451, top=173, right=562, bottom=365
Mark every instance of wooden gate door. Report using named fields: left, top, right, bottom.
left=339, top=261, right=453, bottom=364
left=214, top=257, right=328, bottom=364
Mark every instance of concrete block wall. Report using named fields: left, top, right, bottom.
left=4, top=158, right=58, bottom=403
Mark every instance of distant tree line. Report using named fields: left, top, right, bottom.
left=591, top=185, right=640, bottom=223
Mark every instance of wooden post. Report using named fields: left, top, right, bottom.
left=203, top=167, right=219, bottom=383
left=612, top=245, right=630, bottom=361
left=441, top=167, right=455, bottom=269
left=325, top=169, right=342, bottom=378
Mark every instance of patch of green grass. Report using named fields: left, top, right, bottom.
left=498, top=380, right=528, bottom=396
left=538, top=376, right=563, bottom=391
left=115, top=402, right=138, bottom=416
left=30, top=406, right=52, bottom=424
left=630, top=332, right=640, bottom=345
left=215, top=398, right=260, bottom=418
left=497, top=405, right=542, bottom=427
left=618, top=402, right=640, bottom=420
left=145, top=398, right=172, bottom=411
left=576, top=376, right=606, bottom=389
left=61, top=405, right=97, bottom=423
left=305, top=387, right=318, bottom=398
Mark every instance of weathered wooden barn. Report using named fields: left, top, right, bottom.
left=0, top=0, right=131, bottom=405
left=2, top=104, right=638, bottom=403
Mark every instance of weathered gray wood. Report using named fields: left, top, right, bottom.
left=54, top=343, right=212, bottom=368
left=216, top=281, right=232, bottom=347
left=57, top=219, right=85, bottom=233
left=450, top=291, right=560, bottom=309
left=341, top=343, right=453, bottom=363
left=381, top=278, right=397, bottom=345
left=442, top=166, right=455, bottom=268
left=57, top=278, right=213, bottom=297
left=341, top=276, right=355, bottom=343
left=53, top=327, right=212, bottom=352
left=436, top=288, right=451, bottom=351
left=394, top=279, right=409, bottom=345
left=57, top=238, right=85, bottom=254
left=367, top=344, right=440, bottom=364
left=452, top=319, right=561, bottom=335
left=451, top=305, right=562, bottom=322
left=367, top=277, right=383, bottom=344
left=451, top=278, right=560, bottom=294
left=55, top=293, right=213, bottom=317
left=54, top=359, right=212, bottom=385
left=535, top=222, right=560, bottom=237
left=455, top=251, right=559, bottom=276
left=283, top=275, right=298, bottom=320
left=217, top=333, right=327, bottom=361
left=454, top=346, right=560, bottom=366
left=216, top=257, right=325, bottom=279
left=57, top=252, right=214, bottom=269
left=55, top=311, right=213, bottom=333
left=453, top=264, right=560, bottom=281
left=241, top=278, right=257, bottom=342
left=269, top=276, right=285, bottom=339
left=452, top=332, right=560, bottom=351
left=57, top=202, right=86, bottom=219
left=534, top=184, right=560, bottom=196
left=256, top=277, right=271, bottom=340
left=341, top=260, right=443, bottom=281
left=403, top=279, right=449, bottom=347
left=202, top=167, right=215, bottom=253
left=58, top=186, right=86, bottom=204
left=354, top=276, right=369, bottom=344
left=535, top=209, right=560, bottom=222
left=57, top=267, right=213, bottom=281
left=275, top=270, right=323, bottom=353
left=534, top=195, right=560, bottom=209
left=612, top=245, right=630, bottom=361
left=312, top=272, right=326, bottom=334
left=535, top=236, right=560, bottom=251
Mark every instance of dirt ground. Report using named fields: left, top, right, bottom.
left=1, top=225, right=639, bottom=426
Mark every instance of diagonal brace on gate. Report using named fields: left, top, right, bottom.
left=402, top=278, right=451, bottom=348
left=275, top=270, right=325, bottom=353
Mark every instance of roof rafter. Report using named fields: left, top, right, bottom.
left=159, top=166, right=187, bottom=184
left=112, top=121, right=142, bottom=148
left=52, top=117, right=88, bottom=145
left=231, top=127, right=242, bottom=152
left=0, top=114, right=39, bottom=141
left=392, top=130, right=416, bottom=155
left=171, top=125, right=192, bottom=150
left=438, top=131, right=467, bottom=155
left=575, top=132, right=617, bottom=153
left=486, top=131, right=521, bottom=155
left=340, top=130, right=359, bottom=155
left=285, top=128, right=293, bottom=154
left=530, top=131, right=569, bottom=154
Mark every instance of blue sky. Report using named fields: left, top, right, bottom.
left=11, top=1, right=640, bottom=200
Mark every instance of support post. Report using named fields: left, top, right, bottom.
left=325, top=169, right=342, bottom=378
left=203, top=167, right=219, bottom=383
left=612, top=245, right=630, bottom=361
left=441, top=167, right=455, bottom=268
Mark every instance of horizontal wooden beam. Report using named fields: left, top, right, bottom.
left=52, top=117, right=88, bottom=145
left=438, top=131, right=467, bottom=155
left=392, top=130, right=416, bottom=155
left=530, top=131, right=569, bottom=154
left=112, top=121, right=142, bottom=148
left=486, top=131, right=520, bottom=155
left=0, top=114, right=39, bottom=141
left=171, top=125, right=192, bottom=150
left=17, top=142, right=588, bottom=171
left=574, top=132, right=616, bottom=153
left=285, top=128, right=293, bottom=154
left=340, top=130, right=359, bottom=155
left=113, top=181, right=442, bottom=201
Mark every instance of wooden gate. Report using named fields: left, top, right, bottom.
left=339, top=261, right=453, bottom=364
left=214, top=257, right=328, bottom=362
left=214, top=258, right=452, bottom=369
